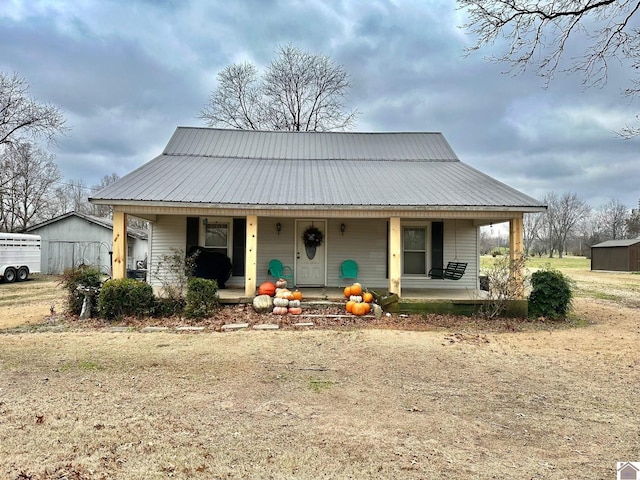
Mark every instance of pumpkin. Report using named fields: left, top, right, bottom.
left=257, top=282, right=276, bottom=297
left=273, top=306, right=288, bottom=315
left=363, top=302, right=371, bottom=314
left=273, top=298, right=289, bottom=307
left=345, top=300, right=356, bottom=313
left=252, top=294, right=274, bottom=313
left=343, top=286, right=351, bottom=298
left=292, top=290, right=303, bottom=301
left=352, top=302, right=367, bottom=316
left=349, top=295, right=363, bottom=303
left=285, top=292, right=295, bottom=301
left=350, top=284, right=362, bottom=296
left=275, top=288, right=291, bottom=298
left=288, top=307, right=302, bottom=315
left=362, top=292, right=374, bottom=303
left=275, top=278, right=287, bottom=289
left=288, top=299, right=301, bottom=308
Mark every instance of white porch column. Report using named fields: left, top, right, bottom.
left=388, top=217, right=402, bottom=296
left=245, top=215, right=258, bottom=296
left=509, top=216, right=524, bottom=298
left=112, top=212, right=127, bottom=279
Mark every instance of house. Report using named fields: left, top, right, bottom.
left=26, top=211, right=148, bottom=275
left=591, top=238, right=640, bottom=272
left=90, top=127, right=545, bottom=298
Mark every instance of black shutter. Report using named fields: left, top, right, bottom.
left=232, top=218, right=246, bottom=276
left=431, top=221, right=444, bottom=272
left=186, top=217, right=199, bottom=255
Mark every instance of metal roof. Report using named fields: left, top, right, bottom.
left=27, top=211, right=148, bottom=239
left=591, top=239, right=640, bottom=248
left=91, top=127, right=545, bottom=210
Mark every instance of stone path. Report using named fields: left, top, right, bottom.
left=105, top=322, right=315, bottom=333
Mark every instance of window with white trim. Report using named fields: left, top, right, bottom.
left=403, top=226, right=427, bottom=275
left=204, top=223, right=229, bottom=256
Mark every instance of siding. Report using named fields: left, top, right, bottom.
left=149, top=215, right=186, bottom=289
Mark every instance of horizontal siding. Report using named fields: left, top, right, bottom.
left=149, top=215, right=186, bottom=289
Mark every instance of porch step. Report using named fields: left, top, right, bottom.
left=301, top=300, right=344, bottom=309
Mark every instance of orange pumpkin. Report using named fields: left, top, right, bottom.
left=352, top=302, right=367, bottom=316
left=350, top=284, right=362, bottom=296
left=288, top=307, right=302, bottom=315
left=363, top=303, right=371, bottom=314
left=292, top=290, right=303, bottom=301
left=343, top=286, right=351, bottom=298
left=346, top=300, right=356, bottom=313
left=257, top=282, right=276, bottom=296
left=362, top=292, right=374, bottom=303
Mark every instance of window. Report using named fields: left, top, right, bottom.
left=403, top=227, right=426, bottom=275
left=204, top=223, right=228, bottom=255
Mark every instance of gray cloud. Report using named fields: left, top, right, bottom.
left=0, top=0, right=637, bottom=210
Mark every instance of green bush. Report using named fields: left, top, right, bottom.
left=98, top=278, right=155, bottom=319
left=184, top=277, right=219, bottom=319
left=60, top=266, right=103, bottom=316
left=528, top=269, right=573, bottom=319
left=152, top=297, right=185, bottom=318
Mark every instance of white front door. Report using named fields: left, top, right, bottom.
left=296, top=220, right=326, bottom=286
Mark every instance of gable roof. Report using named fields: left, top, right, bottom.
left=592, top=239, right=640, bottom=248
left=91, top=127, right=545, bottom=211
left=27, top=211, right=148, bottom=240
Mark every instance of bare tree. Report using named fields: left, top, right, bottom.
left=459, top=0, right=640, bottom=137
left=50, top=179, right=90, bottom=217
left=90, top=173, right=120, bottom=218
left=0, top=142, right=62, bottom=231
left=544, top=191, right=591, bottom=257
left=595, top=198, right=630, bottom=239
left=627, top=208, right=640, bottom=237
left=523, top=211, right=544, bottom=255
left=1, top=72, right=68, bottom=147
left=199, top=45, right=358, bottom=132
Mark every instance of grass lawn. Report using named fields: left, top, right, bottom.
left=480, top=255, right=590, bottom=271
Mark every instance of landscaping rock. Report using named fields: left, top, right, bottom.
left=221, top=323, right=249, bottom=331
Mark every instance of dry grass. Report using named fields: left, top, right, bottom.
left=1, top=271, right=639, bottom=478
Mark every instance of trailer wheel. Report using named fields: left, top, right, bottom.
left=17, top=267, right=29, bottom=281
left=3, top=267, right=17, bottom=283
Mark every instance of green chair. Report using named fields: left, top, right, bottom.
left=339, top=259, right=358, bottom=284
left=268, top=259, right=294, bottom=284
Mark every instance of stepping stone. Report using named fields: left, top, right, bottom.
left=175, top=326, right=205, bottom=332
left=221, top=323, right=249, bottom=331
left=106, top=327, right=130, bottom=332
left=253, top=324, right=279, bottom=330
left=141, top=327, right=169, bottom=333
left=293, top=322, right=314, bottom=327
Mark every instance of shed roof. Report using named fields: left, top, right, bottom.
left=91, top=127, right=545, bottom=211
left=591, top=239, right=640, bottom=248
left=27, top=211, right=148, bottom=240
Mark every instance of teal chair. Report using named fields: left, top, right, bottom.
left=339, top=259, right=358, bottom=284
left=268, top=259, right=294, bottom=284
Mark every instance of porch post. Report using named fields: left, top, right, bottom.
left=245, top=215, right=258, bottom=297
left=389, top=217, right=402, bottom=296
left=509, top=216, right=524, bottom=298
left=112, top=212, right=127, bottom=279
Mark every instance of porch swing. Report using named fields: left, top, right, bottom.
left=428, top=219, right=468, bottom=280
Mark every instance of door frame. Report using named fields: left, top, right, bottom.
left=295, top=219, right=327, bottom=286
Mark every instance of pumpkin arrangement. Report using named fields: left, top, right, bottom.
left=343, top=283, right=375, bottom=316
left=254, top=279, right=303, bottom=316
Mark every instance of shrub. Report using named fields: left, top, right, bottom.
left=98, top=278, right=155, bottom=319
left=152, top=297, right=185, bottom=318
left=477, top=253, right=529, bottom=319
left=184, top=277, right=219, bottom=319
left=151, top=248, right=198, bottom=306
left=60, top=266, right=103, bottom=316
left=528, top=269, right=573, bottom=320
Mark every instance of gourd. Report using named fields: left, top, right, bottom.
left=273, top=306, right=288, bottom=315
left=288, top=300, right=301, bottom=308
left=252, top=295, right=273, bottom=313
left=257, top=282, right=276, bottom=297
left=350, top=283, right=363, bottom=296
left=362, top=292, right=374, bottom=303
left=343, top=286, right=351, bottom=298
left=352, top=302, right=367, bottom=316
left=275, top=278, right=288, bottom=289
left=349, top=295, right=363, bottom=303
left=345, top=300, right=356, bottom=313
left=273, top=298, right=289, bottom=307
left=288, top=307, right=302, bottom=315
left=275, top=288, right=291, bottom=298
left=292, top=290, right=303, bottom=301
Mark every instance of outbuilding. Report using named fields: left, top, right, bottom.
left=591, top=239, right=640, bottom=272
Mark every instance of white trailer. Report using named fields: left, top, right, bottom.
left=0, top=233, right=42, bottom=282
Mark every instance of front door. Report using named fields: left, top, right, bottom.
left=296, top=220, right=326, bottom=286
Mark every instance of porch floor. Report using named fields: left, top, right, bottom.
left=218, top=287, right=488, bottom=304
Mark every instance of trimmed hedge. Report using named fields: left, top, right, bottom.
left=528, top=269, right=573, bottom=320
left=184, top=277, right=219, bottom=319
left=98, top=278, right=154, bottom=319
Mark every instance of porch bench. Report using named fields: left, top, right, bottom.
left=428, top=261, right=467, bottom=280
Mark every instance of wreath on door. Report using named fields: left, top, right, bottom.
left=302, top=225, right=323, bottom=260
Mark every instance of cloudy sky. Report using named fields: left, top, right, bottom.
left=1, top=0, right=638, bottom=210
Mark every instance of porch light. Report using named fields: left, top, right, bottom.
left=202, top=218, right=208, bottom=226
left=276, top=222, right=282, bottom=235
left=340, top=223, right=346, bottom=235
